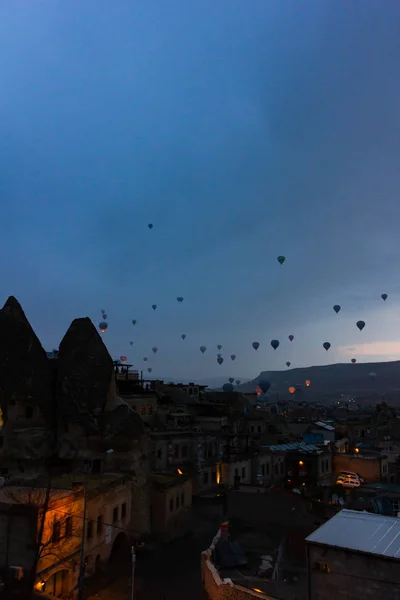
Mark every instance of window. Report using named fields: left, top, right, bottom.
left=87, top=520, right=93, bottom=539
left=242, top=467, right=246, bottom=478
left=25, top=407, right=33, bottom=419
left=212, top=471, right=216, bottom=482
left=325, top=459, right=329, bottom=472
left=121, top=502, right=127, bottom=520
left=261, top=464, right=265, bottom=476
left=235, top=468, right=239, bottom=477
left=170, top=498, right=174, bottom=511
left=157, top=448, right=162, bottom=459
left=280, top=462, right=284, bottom=474
left=52, top=521, right=61, bottom=543
left=113, top=507, right=118, bottom=523
left=258, top=426, right=261, bottom=433
left=391, top=501, right=399, bottom=515
left=176, top=496, right=180, bottom=509
left=140, top=406, right=146, bottom=415
left=97, top=515, right=103, bottom=536
left=321, top=461, right=325, bottom=473
left=266, top=462, right=270, bottom=476
left=203, top=471, right=209, bottom=485
left=182, top=445, right=188, bottom=457
left=275, top=464, right=278, bottom=475
left=148, top=405, right=153, bottom=415
left=65, top=516, right=73, bottom=538
left=181, top=492, right=184, bottom=506
left=173, top=445, right=179, bottom=458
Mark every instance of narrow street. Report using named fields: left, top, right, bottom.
left=87, top=522, right=216, bottom=600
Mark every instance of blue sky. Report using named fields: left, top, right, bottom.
left=1, top=0, right=400, bottom=382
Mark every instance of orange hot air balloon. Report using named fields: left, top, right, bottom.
left=305, top=380, right=311, bottom=387
left=289, top=386, right=296, bottom=394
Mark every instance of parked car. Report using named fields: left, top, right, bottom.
left=336, top=471, right=363, bottom=488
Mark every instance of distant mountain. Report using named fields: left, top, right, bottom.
left=236, top=361, right=400, bottom=401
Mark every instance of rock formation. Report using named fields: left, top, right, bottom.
left=57, top=317, right=115, bottom=429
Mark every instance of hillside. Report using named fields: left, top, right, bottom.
left=236, top=360, right=400, bottom=401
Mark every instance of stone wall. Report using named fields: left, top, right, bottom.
left=307, top=543, right=400, bottom=600
left=201, top=527, right=273, bottom=600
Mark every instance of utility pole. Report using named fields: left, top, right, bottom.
left=77, top=481, right=88, bottom=600
left=130, top=545, right=136, bottom=600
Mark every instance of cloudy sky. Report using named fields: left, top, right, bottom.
left=1, top=0, right=400, bottom=382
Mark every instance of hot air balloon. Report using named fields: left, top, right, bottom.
left=143, top=357, right=148, bottom=362
left=181, top=334, right=186, bottom=340
left=148, top=368, right=152, bottom=373
left=200, top=346, right=206, bottom=354
left=99, top=321, right=108, bottom=333
left=217, top=357, right=224, bottom=365
left=288, top=386, right=296, bottom=394
left=323, top=342, right=331, bottom=351
left=230, top=354, right=236, bottom=361
left=217, top=345, right=222, bottom=351
left=271, top=339, right=280, bottom=350
left=217, top=353, right=222, bottom=358
left=129, top=341, right=134, bottom=346
left=101, top=308, right=106, bottom=314
left=356, top=320, right=365, bottom=331
left=132, top=320, right=137, bottom=325
left=333, top=305, right=341, bottom=314
left=288, top=335, right=294, bottom=342
left=120, top=356, right=127, bottom=363
left=148, top=224, right=153, bottom=230
left=381, top=294, right=388, bottom=301
left=305, top=380, right=311, bottom=387
left=152, top=346, right=158, bottom=354
left=229, top=377, right=234, bottom=383
left=286, top=361, right=291, bottom=367
left=277, top=256, right=286, bottom=265
left=152, top=304, right=157, bottom=311
left=235, top=379, right=241, bottom=385
left=102, top=313, right=107, bottom=320
left=223, top=383, right=233, bottom=392
left=177, top=297, right=184, bottom=303
left=258, top=375, right=271, bottom=393
left=351, top=358, right=356, bottom=364
left=252, top=342, right=260, bottom=351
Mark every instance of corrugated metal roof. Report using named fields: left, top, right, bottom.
left=266, top=442, right=321, bottom=453
left=315, top=421, right=335, bottom=431
left=306, top=509, right=400, bottom=559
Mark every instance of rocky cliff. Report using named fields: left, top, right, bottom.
left=0, top=296, right=53, bottom=423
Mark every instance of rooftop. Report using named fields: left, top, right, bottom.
left=306, top=509, right=400, bottom=559
left=315, top=421, right=335, bottom=432
left=265, top=442, right=323, bottom=453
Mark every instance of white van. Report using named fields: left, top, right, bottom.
left=336, top=471, right=364, bottom=488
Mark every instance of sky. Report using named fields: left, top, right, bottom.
left=1, top=0, right=400, bottom=382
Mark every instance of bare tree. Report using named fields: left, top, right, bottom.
left=4, top=481, right=82, bottom=592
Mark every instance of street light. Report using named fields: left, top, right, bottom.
left=77, top=481, right=88, bottom=600
left=130, top=545, right=136, bottom=600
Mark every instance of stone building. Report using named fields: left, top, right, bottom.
left=0, top=473, right=135, bottom=597
left=306, top=509, right=400, bottom=599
